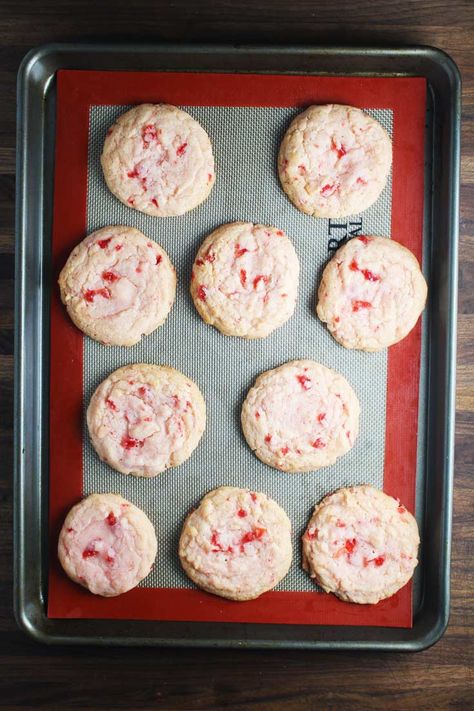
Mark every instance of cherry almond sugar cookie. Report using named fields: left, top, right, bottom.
left=316, top=236, right=427, bottom=351
left=58, top=494, right=157, bottom=597
left=58, top=226, right=176, bottom=346
left=302, top=485, right=420, bottom=604
left=87, top=364, right=206, bottom=477
left=278, top=104, right=392, bottom=218
left=241, top=360, right=359, bottom=472
left=101, top=104, right=215, bottom=217
left=191, top=221, right=300, bottom=338
left=179, top=487, right=292, bottom=601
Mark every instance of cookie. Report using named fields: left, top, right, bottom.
left=302, top=485, right=420, bottom=604
left=179, top=486, right=292, bottom=601
left=87, top=364, right=206, bottom=477
left=190, top=221, right=300, bottom=338
left=316, top=235, right=427, bottom=351
left=100, top=104, right=215, bottom=217
left=278, top=104, right=392, bottom=218
left=58, top=493, right=157, bottom=597
left=58, top=226, right=176, bottom=346
left=241, top=359, right=359, bottom=472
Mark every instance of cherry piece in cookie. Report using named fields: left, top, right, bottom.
left=179, top=487, right=292, bottom=601
left=302, top=485, right=420, bottom=604
left=278, top=104, right=392, bottom=218
left=87, top=364, right=206, bottom=477
left=58, top=493, right=157, bottom=597
left=241, top=359, right=360, bottom=472
left=58, top=226, right=176, bottom=346
left=190, top=221, right=300, bottom=338
left=101, top=104, right=215, bottom=217
left=316, top=235, right=427, bottom=351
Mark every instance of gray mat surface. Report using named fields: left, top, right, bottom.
left=84, top=105, right=393, bottom=591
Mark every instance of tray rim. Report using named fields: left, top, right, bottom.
left=14, top=42, right=460, bottom=651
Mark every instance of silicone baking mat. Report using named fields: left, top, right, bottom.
left=48, top=70, right=426, bottom=627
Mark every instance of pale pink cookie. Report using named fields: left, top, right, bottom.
left=278, top=104, right=392, bottom=218
left=241, top=360, right=359, bottom=472
left=87, top=364, right=206, bottom=477
left=101, top=104, right=215, bottom=217
left=316, top=235, right=427, bottom=351
left=190, top=221, right=300, bottom=338
left=179, top=486, right=292, bottom=601
left=58, top=493, right=157, bottom=597
left=302, top=485, right=420, bottom=604
left=58, top=226, right=176, bottom=346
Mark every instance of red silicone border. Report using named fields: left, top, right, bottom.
left=48, top=70, right=426, bottom=627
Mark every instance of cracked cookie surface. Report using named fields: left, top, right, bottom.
left=101, top=104, right=215, bottom=216
left=278, top=104, right=392, bottom=218
left=302, top=485, right=419, bottom=604
left=316, top=235, right=427, bottom=351
left=58, top=493, right=157, bottom=597
left=59, top=226, right=176, bottom=346
left=191, top=221, right=300, bottom=338
left=179, top=486, right=292, bottom=601
left=87, top=364, right=206, bottom=477
left=241, top=359, right=359, bottom=472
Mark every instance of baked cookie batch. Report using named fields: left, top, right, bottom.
left=57, top=103, right=425, bottom=606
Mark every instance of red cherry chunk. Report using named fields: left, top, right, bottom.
left=142, top=124, right=158, bottom=145
left=253, top=274, right=269, bottom=290
left=240, top=527, right=266, bottom=547
left=235, top=244, right=248, bottom=258
left=82, top=545, right=98, bottom=559
left=345, top=538, right=357, bottom=553
left=296, top=374, right=311, bottom=390
left=120, top=435, right=144, bottom=450
left=352, top=300, right=372, bottom=312
left=102, top=271, right=119, bottom=283
left=84, top=288, right=110, bottom=303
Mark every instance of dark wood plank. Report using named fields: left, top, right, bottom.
left=0, top=1, right=472, bottom=709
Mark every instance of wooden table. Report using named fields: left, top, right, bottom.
left=1, top=1, right=472, bottom=708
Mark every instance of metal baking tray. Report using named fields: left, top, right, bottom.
left=14, top=43, right=460, bottom=650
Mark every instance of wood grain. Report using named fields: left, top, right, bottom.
left=0, top=1, right=472, bottom=709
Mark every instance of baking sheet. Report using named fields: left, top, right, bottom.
left=15, top=43, right=460, bottom=649
left=47, top=69, right=426, bottom=627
